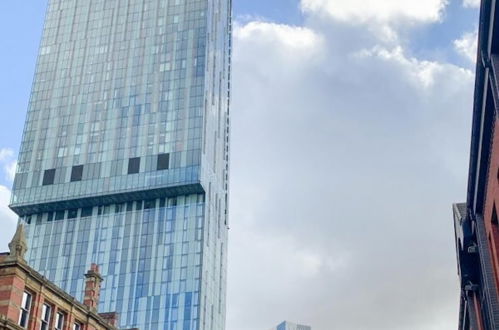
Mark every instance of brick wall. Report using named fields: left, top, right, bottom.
left=0, top=261, right=116, bottom=330
left=484, top=116, right=499, bottom=295
left=0, top=267, right=25, bottom=324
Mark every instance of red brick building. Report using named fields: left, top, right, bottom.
left=0, top=224, right=127, bottom=330
left=453, top=1, right=499, bottom=329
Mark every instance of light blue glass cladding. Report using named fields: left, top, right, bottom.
left=274, top=321, right=312, bottom=330
left=25, top=196, right=206, bottom=330
left=11, top=0, right=231, bottom=329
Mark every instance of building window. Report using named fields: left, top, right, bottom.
left=68, top=209, right=78, bottom=219
left=42, top=169, right=56, bottom=185
left=144, top=199, right=156, bottom=209
left=73, top=322, right=82, bottom=330
left=40, top=303, right=52, bottom=330
left=128, top=157, right=140, bottom=174
left=18, top=291, right=32, bottom=328
left=70, top=165, right=84, bottom=182
left=81, top=207, right=93, bottom=218
left=55, top=211, right=65, bottom=221
left=55, top=312, right=65, bottom=330
left=157, top=153, right=170, bottom=170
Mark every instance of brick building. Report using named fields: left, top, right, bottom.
left=0, top=224, right=126, bottom=330
left=453, top=0, right=499, bottom=329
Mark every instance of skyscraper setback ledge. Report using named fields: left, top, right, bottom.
left=10, top=182, right=203, bottom=216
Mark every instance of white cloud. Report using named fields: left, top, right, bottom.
left=0, top=148, right=16, bottom=182
left=234, top=22, right=325, bottom=67
left=0, top=185, right=17, bottom=251
left=5, top=161, right=16, bottom=182
left=300, top=0, right=448, bottom=26
left=228, top=17, right=472, bottom=330
left=299, top=0, right=450, bottom=42
left=0, top=148, right=13, bottom=161
left=0, top=148, right=17, bottom=251
left=463, top=0, right=480, bottom=8
left=454, top=30, right=478, bottom=63
left=235, top=22, right=322, bottom=50
left=355, top=46, right=456, bottom=88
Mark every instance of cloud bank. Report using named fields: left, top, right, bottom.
left=227, top=1, right=472, bottom=329
left=301, top=0, right=448, bottom=24
left=300, top=0, right=449, bottom=41
left=454, top=30, right=478, bottom=63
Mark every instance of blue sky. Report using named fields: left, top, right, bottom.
left=0, top=1, right=484, bottom=329
left=0, top=2, right=46, bottom=188
left=235, top=0, right=303, bottom=24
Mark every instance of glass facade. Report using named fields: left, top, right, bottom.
left=10, top=0, right=231, bottom=329
left=272, top=321, right=311, bottom=330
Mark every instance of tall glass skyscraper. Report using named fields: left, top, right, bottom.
left=9, top=0, right=231, bottom=329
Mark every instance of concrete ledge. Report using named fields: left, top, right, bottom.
left=9, top=183, right=204, bottom=216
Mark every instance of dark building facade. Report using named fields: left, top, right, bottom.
left=453, top=1, right=499, bottom=329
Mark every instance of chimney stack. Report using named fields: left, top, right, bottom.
left=83, top=263, right=103, bottom=311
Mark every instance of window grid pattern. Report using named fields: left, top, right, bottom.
left=12, top=0, right=212, bottom=207
left=15, top=0, right=231, bottom=329
left=25, top=195, right=211, bottom=330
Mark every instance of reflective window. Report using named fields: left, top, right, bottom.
left=18, top=291, right=32, bottom=328
left=55, top=312, right=65, bottom=330
left=40, top=303, right=51, bottom=330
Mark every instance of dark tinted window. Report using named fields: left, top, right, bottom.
left=47, top=212, right=54, bottom=222
left=144, top=199, right=156, bottom=209
left=128, top=157, right=140, bottom=174
left=67, top=209, right=78, bottom=219
left=70, top=165, right=84, bottom=182
left=42, top=169, right=56, bottom=185
left=81, top=207, right=93, bottom=218
left=55, top=211, right=65, bottom=221
left=115, top=204, right=124, bottom=213
left=157, top=153, right=170, bottom=170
